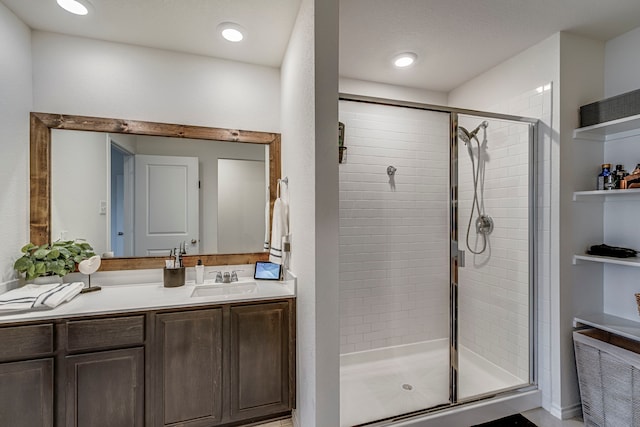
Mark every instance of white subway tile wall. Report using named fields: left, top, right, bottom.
left=457, top=114, right=531, bottom=382
left=338, top=87, right=552, bottom=398
left=338, top=101, right=450, bottom=354
left=458, top=85, right=552, bottom=387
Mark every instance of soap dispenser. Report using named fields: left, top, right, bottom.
left=195, top=259, right=204, bottom=285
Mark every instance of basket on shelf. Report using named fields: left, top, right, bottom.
left=635, top=293, right=640, bottom=315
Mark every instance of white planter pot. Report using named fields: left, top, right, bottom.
left=30, top=275, right=63, bottom=285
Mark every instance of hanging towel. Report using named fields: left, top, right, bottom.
left=0, top=282, right=85, bottom=312
left=264, top=184, right=270, bottom=251
left=269, top=180, right=289, bottom=265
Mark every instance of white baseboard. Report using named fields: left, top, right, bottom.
left=549, top=401, right=582, bottom=419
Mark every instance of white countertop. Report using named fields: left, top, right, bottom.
left=0, top=278, right=295, bottom=324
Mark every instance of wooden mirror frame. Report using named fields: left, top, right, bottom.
left=30, top=112, right=280, bottom=271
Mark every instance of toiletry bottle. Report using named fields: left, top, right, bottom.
left=195, top=259, right=204, bottom=285
left=614, top=164, right=628, bottom=189
left=597, top=163, right=611, bottom=190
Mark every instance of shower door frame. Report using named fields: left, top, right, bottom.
left=339, top=94, right=539, bottom=422
left=450, top=111, right=538, bottom=405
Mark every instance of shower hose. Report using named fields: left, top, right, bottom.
left=465, top=132, right=488, bottom=255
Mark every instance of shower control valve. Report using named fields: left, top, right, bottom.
left=475, top=215, right=494, bottom=235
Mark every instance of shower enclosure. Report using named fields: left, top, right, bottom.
left=338, top=96, right=536, bottom=427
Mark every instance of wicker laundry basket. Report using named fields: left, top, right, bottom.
left=573, top=328, right=640, bottom=426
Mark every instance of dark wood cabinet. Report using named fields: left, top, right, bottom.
left=64, top=348, right=144, bottom=427
left=0, top=358, right=54, bottom=427
left=0, top=298, right=294, bottom=427
left=229, top=302, right=293, bottom=421
left=155, top=308, right=223, bottom=427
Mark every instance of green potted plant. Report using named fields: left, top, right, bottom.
left=14, top=240, right=96, bottom=282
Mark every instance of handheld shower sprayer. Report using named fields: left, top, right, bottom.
left=458, top=121, right=489, bottom=144
left=458, top=120, right=492, bottom=255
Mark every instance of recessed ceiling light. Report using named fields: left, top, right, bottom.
left=218, top=22, right=245, bottom=42
left=56, top=0, right=90, bottom=15
left=393, top=52, right=417, bottom=68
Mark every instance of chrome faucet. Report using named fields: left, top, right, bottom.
left=212, top=270, right=240, bottom=283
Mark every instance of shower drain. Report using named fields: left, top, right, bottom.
left=401, top=384, right=413, bottom=391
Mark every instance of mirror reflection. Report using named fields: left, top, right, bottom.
left=51, top=130, right=268, bottom=257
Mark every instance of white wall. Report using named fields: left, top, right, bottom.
left=0, top=3, right=32, bottom=284
left=51, top=130, right=108, bottom=252
left=604, top=26, right=640, bottom=97
left=281, top=0, right=339, bottom=425
left=450, top=32, right=607, bottom=419
left=602, top=25, right=640, bottom=321
left=448, top=33, right=560, bottom=415
left=558, top=33, right=605, bottom=417
left=338, top=100, right=449, bottom=354
left=32, top=31, right=281, bottom=133
left=340, top=77, right=447, bottom=105
left=448, top=35, right=560, bottom=112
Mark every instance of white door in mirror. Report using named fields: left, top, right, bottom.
left=134, top=155, right=199, bottom=256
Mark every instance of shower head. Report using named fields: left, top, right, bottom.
left=458, top=126, right=472, bottom=144
left=457, top=121, right=489, bottom=144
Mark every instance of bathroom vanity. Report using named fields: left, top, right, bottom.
left=0, top=281, right=295, bottom=427
left=11, top=111, right=294, bottom=426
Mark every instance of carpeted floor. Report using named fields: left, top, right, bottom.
left=472, top=414, right=538, bottom=427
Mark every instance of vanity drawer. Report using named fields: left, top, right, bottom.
left=0, top=323, right=54, bottom=362
left=67, top=316, right=145, bottom=352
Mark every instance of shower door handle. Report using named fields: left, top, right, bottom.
left=451, top=242, right=465, bottom=267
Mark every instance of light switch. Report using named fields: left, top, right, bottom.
left=99, top=200, right=107, bottom=215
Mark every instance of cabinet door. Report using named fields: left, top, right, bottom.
left=229, top=302, right=292, bottom=420
left=65, top=347, right=144, bottom=427
left=155, top=309, right=223, bottom=427
left=0, top=358, right=53, bottom=427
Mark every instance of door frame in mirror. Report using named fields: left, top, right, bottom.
left=30, top=112, right=281, bottom=271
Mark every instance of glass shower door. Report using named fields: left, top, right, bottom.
left=338, top=100, right=452, bottom=426
left=454, top=114, right=535, bottom=401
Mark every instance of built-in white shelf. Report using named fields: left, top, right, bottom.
left=573, top=113, right=640, bottom=141
left=573, top=254, right=640, bottom=267
left=574, top=313, right=640, bottom=343
left=572, top=188, right=640, bottom=201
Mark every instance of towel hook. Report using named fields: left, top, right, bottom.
left=277, top=177, right=288, bottom=198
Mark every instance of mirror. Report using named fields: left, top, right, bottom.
left=31, top=112, right=281, bottom=271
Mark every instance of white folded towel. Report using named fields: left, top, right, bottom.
left=0, top=282, right=85, bottom=312
left=269, top=197, right=289, bottom=265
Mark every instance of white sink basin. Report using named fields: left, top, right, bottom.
left=191, top=282, right=258, bottom=298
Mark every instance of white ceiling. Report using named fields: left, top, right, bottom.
left=0, top=0, right=302, bottom=68
left=3, top=0, right=640, bottom=92
left=340, top=0, right=640, bottom=92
